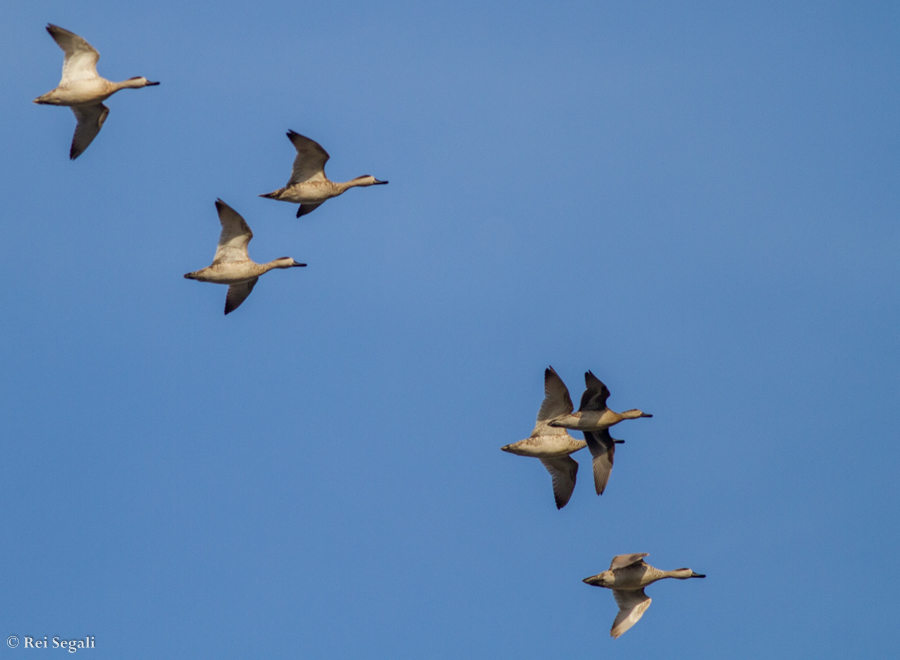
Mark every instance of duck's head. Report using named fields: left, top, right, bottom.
left=126, top=76, right=160, bottom=87
left=500, top=440, right=529, bottom=456
left=353, top=175, right=389, bottom=186
left=274, top=257, right=307, bottom=269
left=582, top=570, right=614, bottom=588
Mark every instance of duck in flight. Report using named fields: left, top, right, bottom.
left=583, top=553, right=705, bottom=639
left=501, top=367, right=624, bottom=508
left=549, top=371, right=652, bottom=432
left=33, top=24, right=159, bottom=159
left=260, top=131, right=388, bottom=218
left=184, top=200, right=306, bottom=315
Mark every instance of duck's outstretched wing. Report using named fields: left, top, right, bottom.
left=47, top=24, right=100, bottom=84
left=70, top=103, right=108, bottom=160
left=579, top=370, right=611, bottom=411
left=296, top=202, right=324, bottom=218
left=539, top=456, right=578, bottom=509
left=611, top=589, right=652, bottom=639
left=286, top=130, right=330, bottom=185
left=609, top=553, right=649, bottom=570
left=225, top=278, right=258, bottom=315
left=212, top=200, right=253, bottom=264
left=584, top=429, right=620, bottom=495
left=537, top=366, right=574, bottom=422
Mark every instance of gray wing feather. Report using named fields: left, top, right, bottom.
left=297, top=202, right=324, bottom=218
left=70, top=103, right=108, bottom=160
left=286, top=131, right=330, bottom=185
left=539, top=456, right=578, bottom=509
left=611, top=589, right=652, bottom=638
left=609, top=553, right=649, bottom=570
left=224, top=278, right=258, bottom=315
left=579, top=370, right=611, bottom=411
left=212, top=200, right=253, bottom=264
left=47, top=24, right=100, bottom=83
left=537, top=366, right=574, bottom=422
left=584, top=429, right=618, bottom=495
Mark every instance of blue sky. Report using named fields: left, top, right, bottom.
left=2, top=0, right=899, bottom=657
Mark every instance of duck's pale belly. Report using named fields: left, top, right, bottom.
left=186, top=262, right=261, bottom=285
left=279, top=182, right=340, bottom=203
left=502, top=435, right=585, bottom=458
left=38, top=80, right=113, bottom=105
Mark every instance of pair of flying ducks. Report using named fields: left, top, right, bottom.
left=502, top=367, right=651, bottom=508
left=184, top=130, right=387, bottom=314
left=34, top=25, right=387, bottom=314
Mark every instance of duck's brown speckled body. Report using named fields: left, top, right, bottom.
left=583, top=554, right=705, bottom=639
left=260, top=130, right=387, bottom=217
left=34, top=24, right=159, bottom=159
left=185, top=200, right=306, bottom=315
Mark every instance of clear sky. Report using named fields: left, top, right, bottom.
left=2, top=0, right=899, bottom=657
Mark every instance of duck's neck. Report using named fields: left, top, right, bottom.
left=260, top=257, right=296, bottom=273
left=336, top=177, right=374, bottom=193
left=113, top=77, right=152, bottom=91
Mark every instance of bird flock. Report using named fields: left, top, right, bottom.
left=33, top=23, right=387, bottom=314
left=34, top=23, right=703, bottom=640
left=503, top=367, right=705, bottom=637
